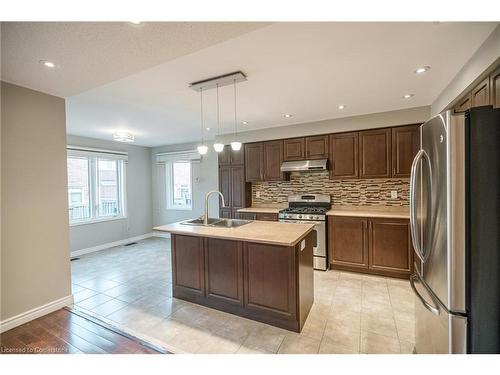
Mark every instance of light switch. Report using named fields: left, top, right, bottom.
left=391, top=190, right=398, bottom=199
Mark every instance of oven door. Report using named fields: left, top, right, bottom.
left=279, top=219, right=327, bottom=270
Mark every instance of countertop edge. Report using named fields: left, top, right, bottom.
left=326, top=210, right=409, bottom=219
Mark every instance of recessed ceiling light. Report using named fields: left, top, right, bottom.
left=415, top=66, right=431, bottom=74
left=338, top=105, right=346, bottom=110
left=242, top=121, right=248, bottom=125
left=113, top=132, right=135, bottom=143
left=284, top=114, right=292, bottom=118
left=403, top=94, right=415, bottom=99
left=39, top=60, right=55, bottom=68
left=206, top=127, right=211, bottom=131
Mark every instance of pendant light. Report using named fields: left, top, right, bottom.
left=213, top=83, right=224, bottom=152
left=197, top=87, right=208, bottom=155
left=231, top=78, right=242, bottom=151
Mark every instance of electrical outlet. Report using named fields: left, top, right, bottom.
left=256, top=191, right=261, bottom=198
left=390, top=190, right=398, bottom=199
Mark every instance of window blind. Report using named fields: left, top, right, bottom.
left=67, top=145, right=129, bottom=161
left=156, top=150, right=201, bottom=164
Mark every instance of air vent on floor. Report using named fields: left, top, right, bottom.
left=70, top=257, right=80, bottom=261
left=124, top=242, right=138, bottom=246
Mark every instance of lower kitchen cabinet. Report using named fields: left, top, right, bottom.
left=328, top=215, right=413, bottom=278
left=255, top=212, right=278, bottom=221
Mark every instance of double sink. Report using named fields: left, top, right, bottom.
left=181, top=217, right=251, bottom=228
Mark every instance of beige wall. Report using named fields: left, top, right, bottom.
left=1, top=82, right=71, bottom=323
left=217, top=106, right=430, bottom=144
left=431, top=25, right=500, bottom=116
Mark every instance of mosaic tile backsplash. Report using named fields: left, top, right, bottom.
left=252, top=171, right=409, bottom=207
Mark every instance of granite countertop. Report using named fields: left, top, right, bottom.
left=236, top=206, right=285, bottom=214
left=326, top=205, right=410, bottom=219
left=154, top=220, right=314, bottom=246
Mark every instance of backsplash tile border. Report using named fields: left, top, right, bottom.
left=252, top=171, right=409, bottom=207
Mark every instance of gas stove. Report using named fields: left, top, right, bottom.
left=278, top=194, right=331, bottom=221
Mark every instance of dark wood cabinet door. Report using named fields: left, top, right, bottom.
left=219, top=208, right=232, bottom=219
left=255, top=212, right=278, bottom=221
left=230, top=166, right=246, bottom=209
left=329, top=132, right=359, bottom=179
left=233, top=212, right=256, bottom=220
left=490, top=66, right=500, bottom=109
left=263, top=140, right=285, bottom=181
left=244, top=242, right=297, bottom=319
left=329, top=216, right=368, bottom=269
left=359, top=128, right=391, bottom=178
left=305, top=135, right=329, bottom=159
left=218, top=145, right=231, bottom=166
left=454, top=93, right=472, bottom=113
left=283, top=137, right=305, bottom=161
left=230, top=148, right=244, bottom=166
left=391, top=124, right=420, bottom=178
left=219, top=166, right=232, bottom=208
left=172, top=234, right=205, bottom=296
left=205, top=238, right=244, bottom=305
left=245, top=143, right=264, bottom=182
left=368, top=218, right=412, bottom=276
left=471, top=77, right=490, bottom=108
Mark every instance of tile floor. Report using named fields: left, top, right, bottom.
left=70, top=237, right=416, bottom=354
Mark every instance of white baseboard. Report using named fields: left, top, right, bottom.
left=70, top=233, right=155, bottom=257
left=0, top=294, right=74, bottom=333
left=151, top=231, right=170, bottom=239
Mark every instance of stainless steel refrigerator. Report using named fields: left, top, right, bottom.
left=409, top=106, right=500, bottom=354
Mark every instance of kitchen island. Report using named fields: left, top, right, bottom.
left=154, top=220, right=315, bottom=332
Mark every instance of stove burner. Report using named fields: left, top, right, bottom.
left=280, top=207, right=328, bottom=214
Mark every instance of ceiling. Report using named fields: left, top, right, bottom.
left=2, top=22, right=498, bottom=147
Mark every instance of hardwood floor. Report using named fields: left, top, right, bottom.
left=0, top=308, right=165, bottom=354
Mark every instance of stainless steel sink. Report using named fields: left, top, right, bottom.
left=212, top=219, right=251, bottom=228
left=180, top=218, right=251, bottom=228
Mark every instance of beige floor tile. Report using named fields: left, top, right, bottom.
left=327, top=309, right=361, bottom=332
left=399, top=340, right=416, bottom=354
left=361, top=313, right=398, bottom=338
left=361, top=300, right=394, bottom=317
left=236, top=346, right=273, bottom=354
left=395, top=318, right=415, bottom=342
left=75, top=293, right=114, bottom=310
left=241, top=325, right=287, bottom=353
left=319, top=337, right=359, bottom=354
left=278, top=335, right=321, bottom=354
left=362, top=289, right=391, bottom=306
left=91, top=298, right=129, bottom=317
left=196, top=336, right=243, bottom=354
left=167, top=326, right=215, bottom=353
left=73, top=288, right=98, bottom=303
left=322, top=322, right=360, bottom=352
left=336, top=278, right=363, bottom=290
left=298, top=314, right=327, bottom=340
left=340, top=271, right=364, bottom=281
left=78, top=278, right=122, bottom=293
left=106, top=305, right=163, bottom=332
left=144, top=318, right=186, bottom=344
left=215, top=316, right=262, bottom=342
left=361, top=331, right=401, bottom=354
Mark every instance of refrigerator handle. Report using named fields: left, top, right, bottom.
left=410, top=149, right=425, bottom=262
left=410, top=274, right=440, bottom=315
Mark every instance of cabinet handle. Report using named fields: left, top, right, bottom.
left=393, top=167, right=396, bottom=176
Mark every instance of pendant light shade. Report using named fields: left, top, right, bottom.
left=213, top=143, right=224, bottom=152
left=197, top=145, right=208, bottom=155
left=230, top=141, right=242, bottom=151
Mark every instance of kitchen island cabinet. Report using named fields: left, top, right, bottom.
left=154, top=221, right=315, bottom=332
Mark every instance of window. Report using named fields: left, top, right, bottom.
left=167, top=161, right=192, bottom=210
left=67, top=151, right=126, bottom=225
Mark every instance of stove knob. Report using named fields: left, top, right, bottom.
left=298, top=215, right=302, bottom=219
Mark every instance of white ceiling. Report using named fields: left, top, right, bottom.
left=2, top=22, right=498, bottom=147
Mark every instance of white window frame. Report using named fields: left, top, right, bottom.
left=166, top=160, right=193, bottom=211
left=67, top=150, right=127, bottom=226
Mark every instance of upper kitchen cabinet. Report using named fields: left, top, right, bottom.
left=470, top=77, right=490, bottom=108
left=305, top=135, right=329, bottom=159
left=284, top=137, right=305, bottom=161
left=263, top=140, right=286, bottom=181
left=219, top=145, right=244, bottom=166
left=391, top=124, right=420, bottom=178
left=359, top=128, right=391, bottom=178
left=245, top=143, right=264, bottom=182
left=329, top=132, right=359, bottom=180
left=490, top=65, right=500, bottom=108
left=454, top=93, right=472, bottom=113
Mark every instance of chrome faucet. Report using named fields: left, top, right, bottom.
left=204, top=190, right=226, bottom=225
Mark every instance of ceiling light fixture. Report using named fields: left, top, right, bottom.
left=213, top=84, right=224, bottom=153
left=230, top=79, right=242, bottom=152
left=338, top=105, right=346, bottom=110
left=403, top=94, right=415, bottom=99
left=242, top=121, right=248, bottom=125
left=206, top=127, right=211, bottom=131
left=197, top=87, right=208, bottom=155
left=415, top=66, right=431, bottom=74
left=284, top=114, right=292, bottom=118
left=113, top=132, right=135, bottom=143
left=39, top=60, right=55, bottom=68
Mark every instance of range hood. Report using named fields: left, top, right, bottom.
left=280, top=159, right=328, bottom=173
